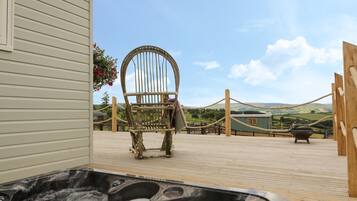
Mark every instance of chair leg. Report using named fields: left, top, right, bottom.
left=161, top=132, right=167, bottom=151
left=161, top=131, right=172, bottom=156
left=134, top=132, right=145, bottom=159
left=130, top=131, right=137, bottom=149
left=166, top=131, right=172, bottom=156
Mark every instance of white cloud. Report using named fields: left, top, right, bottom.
left=229, top=60, right=276, bottom=85
left=194, top=61, right=220, bottom=70
left=266, top=36, right=340, bottom=68
left=229, top=36, right=341, bottom=85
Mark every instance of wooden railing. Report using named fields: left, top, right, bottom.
left=93, top=96, right=126, bottom=132
left=96, top=90, right=332, bottom=136
left=332, top=41, right=357, bottom=197
left=334, top=73, right=347, bottom=156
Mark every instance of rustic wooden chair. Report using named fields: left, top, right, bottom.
left=120, top=45, right=180, bottom=159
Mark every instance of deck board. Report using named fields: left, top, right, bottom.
left=91, top=131, right=357, bottom=201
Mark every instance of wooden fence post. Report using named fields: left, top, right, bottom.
left=332, top=83, right=337, bottom=141
left=343, top=41, right=357, bottom=197
left=335, top=73, right=347, bottom=156
left=112, top=96, right=117, bottom=132
left=225, top=89, right=231, bottom=136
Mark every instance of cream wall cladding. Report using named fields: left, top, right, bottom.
left=0, top=0, right=93, bottom=183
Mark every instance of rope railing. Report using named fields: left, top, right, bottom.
left=183, top=98, right=225, bottom=110
left=308, top=115, right=333, bottom=126
left=94, top=105, right=111, bottom=112
left=230, top=114, right=333, bottom=134
left=350, top=66, right=357, bottom=88
left=94, top=103, right=125, bottom=112
left=94, top=118, right=128, bottom=125
left=93, top=118, right=112, bottom=124
left=117, top=103, right=126, bottom=109
left=94, top=93, right=333, bottom=134
left=230, top=93, right=332, bottom=110
left=185, top=117, right=225, bottom=129
left=116, top=116, right=128, bottom=123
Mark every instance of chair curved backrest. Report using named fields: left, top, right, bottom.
left=120, top=45, right=180, bottom=131
left=121, top=45, right=180, bottom=96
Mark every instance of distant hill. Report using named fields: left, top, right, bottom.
left=206, top=103, right=332, bottom=114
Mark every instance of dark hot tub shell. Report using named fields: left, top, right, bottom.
left=0, top=168, right=287, bottom=201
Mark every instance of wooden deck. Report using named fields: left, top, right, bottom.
left=90, top=131, right=357, bottom=201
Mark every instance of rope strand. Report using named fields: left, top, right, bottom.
left=116, top=116, right=128, bottom=123
left=93, top=118, right=112, bottom=124
left=183, top=98, right=225, bottom=110
left=308, top=115, right=332, bottom=126
left=117, top=103, right=125, bottom=109
left=94, top=105, right=111, bottom=112
left=230, top=114, right=332, bottom=133
left=185, top=117, right=225, bottom=129
left=230, top=93, right=332, bottom=110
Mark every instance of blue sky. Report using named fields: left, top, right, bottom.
left=93, top=0, right=357, bottom=105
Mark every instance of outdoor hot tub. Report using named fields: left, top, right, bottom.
left=0, top=168, right=286, bottom=201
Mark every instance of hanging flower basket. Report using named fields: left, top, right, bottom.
left=93, top=44, right=118, bottom=91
